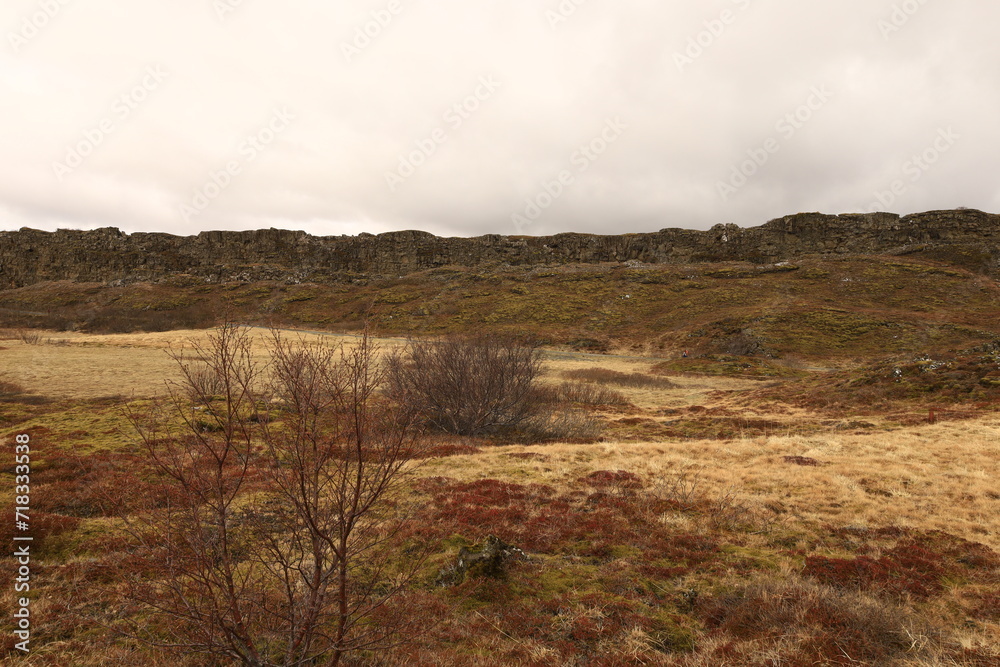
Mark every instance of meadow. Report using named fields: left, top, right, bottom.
left=0, top=327, right=998, bottom=665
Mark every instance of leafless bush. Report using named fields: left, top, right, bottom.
left=15, top=328, right=42, bottom=344
left=386, top=334, right=605, bottom=442
left=650, top=466, right=704, bottom=512
left=561, top=368, right=677, bottom=390
left=122, top=324, right=424, bottom=666
left=651, top=467, right=781, bottom=534
left=181, top=361, right=228, bottom=402
left=707, top=485, right=780, bottom=533
left=541, top=381, right=631, bottom=407
left=386, top=333, right=544, bottom=437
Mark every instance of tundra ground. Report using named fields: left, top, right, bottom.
left=1, top=328, right=997, bottom=665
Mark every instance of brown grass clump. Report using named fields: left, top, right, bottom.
left=697, top=575, right=937, bottom=665
left=543, top=380, right=631, bottom=408
left=562, top=367, right=677, bottom=390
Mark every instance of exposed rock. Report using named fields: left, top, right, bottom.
left=1, top=209, right=999, bottom=289
left=435, top=535, right=528, bottom=586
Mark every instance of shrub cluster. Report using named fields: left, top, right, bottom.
left=387, top=334, right=602, bottom=441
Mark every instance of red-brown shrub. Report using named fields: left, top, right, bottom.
left=699, top=577, right=929, bottom=665
left=580, top=470, right=643, bottom=489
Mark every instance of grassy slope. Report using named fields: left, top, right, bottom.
left=2, top=251, right=999, bottom=663
left=2, top=255, right=999, bottom=361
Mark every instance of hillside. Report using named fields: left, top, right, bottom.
left=2, top=253, right=998, bottom=362
left=2, top=212, right=999, bottom=664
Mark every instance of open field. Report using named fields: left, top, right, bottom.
left=1, top=326, right=998, bottom=665
left=0, top=328, right=402, bottom=400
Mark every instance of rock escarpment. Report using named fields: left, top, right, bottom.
left=1, top=209, right=998, bottom=289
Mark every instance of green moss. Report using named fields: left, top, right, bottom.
left=375, top=291, right=421, bottom=305
left=800, top=267, right=831, bottom=279
left=282, top=286, right=322, bottom=303
left=14, top=399, right=136, bottom=451
left=720, top=544, right=783, bottom=571
left=647, top=610, right=698, bottom=653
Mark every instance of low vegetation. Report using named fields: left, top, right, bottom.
left=387, top=334, right=604, bottom=442
left=746, top=343, right=1000, bottom=421
left=561, top=367, right=677, bottom=390
left=4, top=254, right=1000, bottom=360
left=1, top=317, right=999, bottom=665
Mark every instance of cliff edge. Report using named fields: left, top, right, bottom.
left=1, top=209, right=998, bottom=288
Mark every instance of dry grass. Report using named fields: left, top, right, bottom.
left=561, top=366, right=678, bottom=389
left=2, top=326, right=998, bottom=664
left=0, top=328, right=406, bottom=400
left=418, top=417, right=1000, bottom=552
left=542, top=353, right=760, bottom=411
left=6, top=327, right=997, bottom=548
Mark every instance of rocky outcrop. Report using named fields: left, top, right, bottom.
left=1, top=209, right=998, bottom=289
left=435, top=535, right=528, bottom=586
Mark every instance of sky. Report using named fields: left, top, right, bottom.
left=1, top=0, right=998, bottom=239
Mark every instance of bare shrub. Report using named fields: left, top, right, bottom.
left=386, top=335, right=605, bottom=442
left=707, top=485, right=780, bottom=533
left=122, top=323, right=424, bottom=666
left=561, top=368, right=676, bottom=390
left=15, top=328, right=42, bottom=344
left=542, top=381, right=631, bottom=407
left=386, top=333, right=543, bottom=437
left=649, top=466, right=704, bottom=513
left=385, top=335, right=612, bottom=442
left=182, top=361, right=227, bottom=402
left=650, top=467, right=781, bottom=534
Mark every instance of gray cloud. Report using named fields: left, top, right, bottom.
left=1, top=0, right=997, bottom=238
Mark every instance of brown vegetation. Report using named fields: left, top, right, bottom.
left=386, top=334, right=602, bottom=442
left=562, top=367, right=677, bottom=390
left=2, top=325, right=999, bottom=665
left=118, top=324, right=425, bottom=665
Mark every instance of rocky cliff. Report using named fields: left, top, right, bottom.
left=1, top=209, right=998, bottom=289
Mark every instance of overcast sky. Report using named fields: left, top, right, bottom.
left=1, top=0, right=998, bottom=238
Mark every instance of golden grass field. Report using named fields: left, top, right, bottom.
left=4, top=328, right=998, bottom=555
left=1, top=326, right=998, bottom=665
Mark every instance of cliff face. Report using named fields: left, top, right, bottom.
left=1, top=209, right=998, bottom=289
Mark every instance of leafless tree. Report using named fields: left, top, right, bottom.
left=122, top=324, right=423, bottom=666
